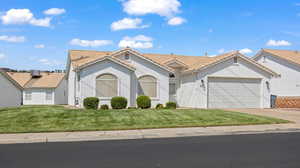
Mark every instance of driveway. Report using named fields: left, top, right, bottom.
left=226, top=108, right=300, bottom=123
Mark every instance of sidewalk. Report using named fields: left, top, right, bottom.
left=1, top=123, right=300, bottom=144
left=1, top=108, right=300, bottom=144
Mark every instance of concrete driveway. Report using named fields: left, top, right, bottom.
left=226, top=108, right=300, bottom=123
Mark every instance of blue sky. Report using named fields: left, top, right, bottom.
left=0, top=0, right=300, bottom=70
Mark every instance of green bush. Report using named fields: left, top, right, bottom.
left=111, top=97, right=128, bottom=109
left=83, top=97, right=99, bottom=110
left=156, top=104, right=164, bottom=109
left=128, top=106, right=137, bottom=109
left=136, top=95, right=151, bottom=109
left=165, top=102, right=177, bottom=109
left=100, top=104, right=109, bottom=110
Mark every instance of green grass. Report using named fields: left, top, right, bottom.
left=0, top=106, right=289, bottom=134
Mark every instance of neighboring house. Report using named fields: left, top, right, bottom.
left=6, top=71, right=67, bottom=105
left=66, top=47, right=278, bottom=109
left=254, top=49, right=300, bottom=96
left=0, top=70, right=23, bottom=107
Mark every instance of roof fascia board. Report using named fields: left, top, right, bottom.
left=111, top=48, right=174, bottom=73
left=74, top=56, right=135, bottom=72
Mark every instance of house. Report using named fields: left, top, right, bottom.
left=6, top=71, right=67, bottom=105
left=254, top=49, right=300, bottom=96
left=66, top=47, right=278, bottom=109
left=0, top=70, right=23, bottom=107
left=254, top=49, right=300, bottom=108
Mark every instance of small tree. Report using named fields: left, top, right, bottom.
left=83, top=97, right=99, bottom=110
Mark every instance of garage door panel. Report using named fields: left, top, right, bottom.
left=208, top=78, right=261, bottom=108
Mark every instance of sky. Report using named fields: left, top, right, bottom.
left=0, top=0, right=300, bottom=70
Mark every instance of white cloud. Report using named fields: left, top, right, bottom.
left=0, top=35, right=25, bottom=43
left=218, top=48, right=225, bottom=54
left=70, top=38, right=113, bottom=47
left=44, top=8, right=66, bottom=15
left=239, top=48, right=253, bottom=54
left=266, top=39, right=292, bottom=46
left=34, top=44, right=45, bottom=48
left=1, top=9, right=51, bottom=27
left=38, top=58, right=63, bottom=66
left=119, top=35, right=153, bottom=49
left=167, top=16, right=186, bottom=26
left=122, top=0, right=181, bottom=17
left=111, top=18, right=149, bottom=31
left=0, top=53, right=6, bottom=59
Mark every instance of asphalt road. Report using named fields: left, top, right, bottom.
left=1, top=132, right=300, bottom=168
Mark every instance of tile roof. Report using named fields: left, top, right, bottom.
left=68, top=48, right=277, bottom=76
left=69, top=49, right=239, bottom=72
left=261, top=49, right=300, bottom=66
left=6, top=72, right=65, bottom=88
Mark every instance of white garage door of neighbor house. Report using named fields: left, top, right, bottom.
left=208, top=78, right=261, bottom=108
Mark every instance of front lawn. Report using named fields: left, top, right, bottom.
left=0, top=106, right=289, bottom=133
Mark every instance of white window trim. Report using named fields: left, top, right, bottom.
left=95, top=73, right=120, bottom=99
left=136, top=75, right=160, bottom=100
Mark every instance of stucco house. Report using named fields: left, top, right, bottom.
left=254, top=49, right=300, bottom=96
left=0, top=70, right=23, bottom=107
left=66, top=47, right=278, bottom=109
left=6, top=71, right=67, bottom=105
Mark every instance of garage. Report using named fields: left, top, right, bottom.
left=208, top=77, right=262, bottom=108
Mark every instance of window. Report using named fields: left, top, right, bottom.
left=234, top=57, right=238, bottom=64
left=96, top=74, right=118, bottom=97
left=138, top=75, right=157, bottom=98
left=25, top=91, right=32, bottom=100
left=46, top=90, right=52, bottom=101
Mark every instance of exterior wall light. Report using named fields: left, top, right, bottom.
left=266, top=81, right=270, bottom=90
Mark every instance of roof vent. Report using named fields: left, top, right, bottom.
left=31, top=70, right=42, bottom=78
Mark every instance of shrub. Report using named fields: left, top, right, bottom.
left=128, top=106, right=137, bottom=109
left=136, top=95, right=151, bottom=109
left=100, top=104, right=109, bottom=110
left=165, top=102, right=177, bottom=109
left=83, top=97, right=99, bottom=110
left=111, top=97, right=128, bottom=109
left=156, top=104, right=164, bottom=109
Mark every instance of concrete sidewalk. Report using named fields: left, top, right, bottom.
left=1, top=123, right=300, bottom=144
left=1, top=108, right=300, bottom=144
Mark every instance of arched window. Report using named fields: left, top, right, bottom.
left=138, top=75, right=157, bottom=98
left=96, top=74, right=118, bottom=97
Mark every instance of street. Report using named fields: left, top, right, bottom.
left=1, top=132, right=300, bottom=168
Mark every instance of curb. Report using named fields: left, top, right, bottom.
left=1, top=128, right=300, bottom=145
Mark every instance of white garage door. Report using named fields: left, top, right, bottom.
left=208, top=78, right=261, bottom=108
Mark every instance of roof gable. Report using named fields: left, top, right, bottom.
left=74, top=56, right=135, bottom=71
left=254, top=49, right=300, bottom=67
left=6, top=72, right=65, bottom=88
left=0, top=71, right=22, bottom=89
